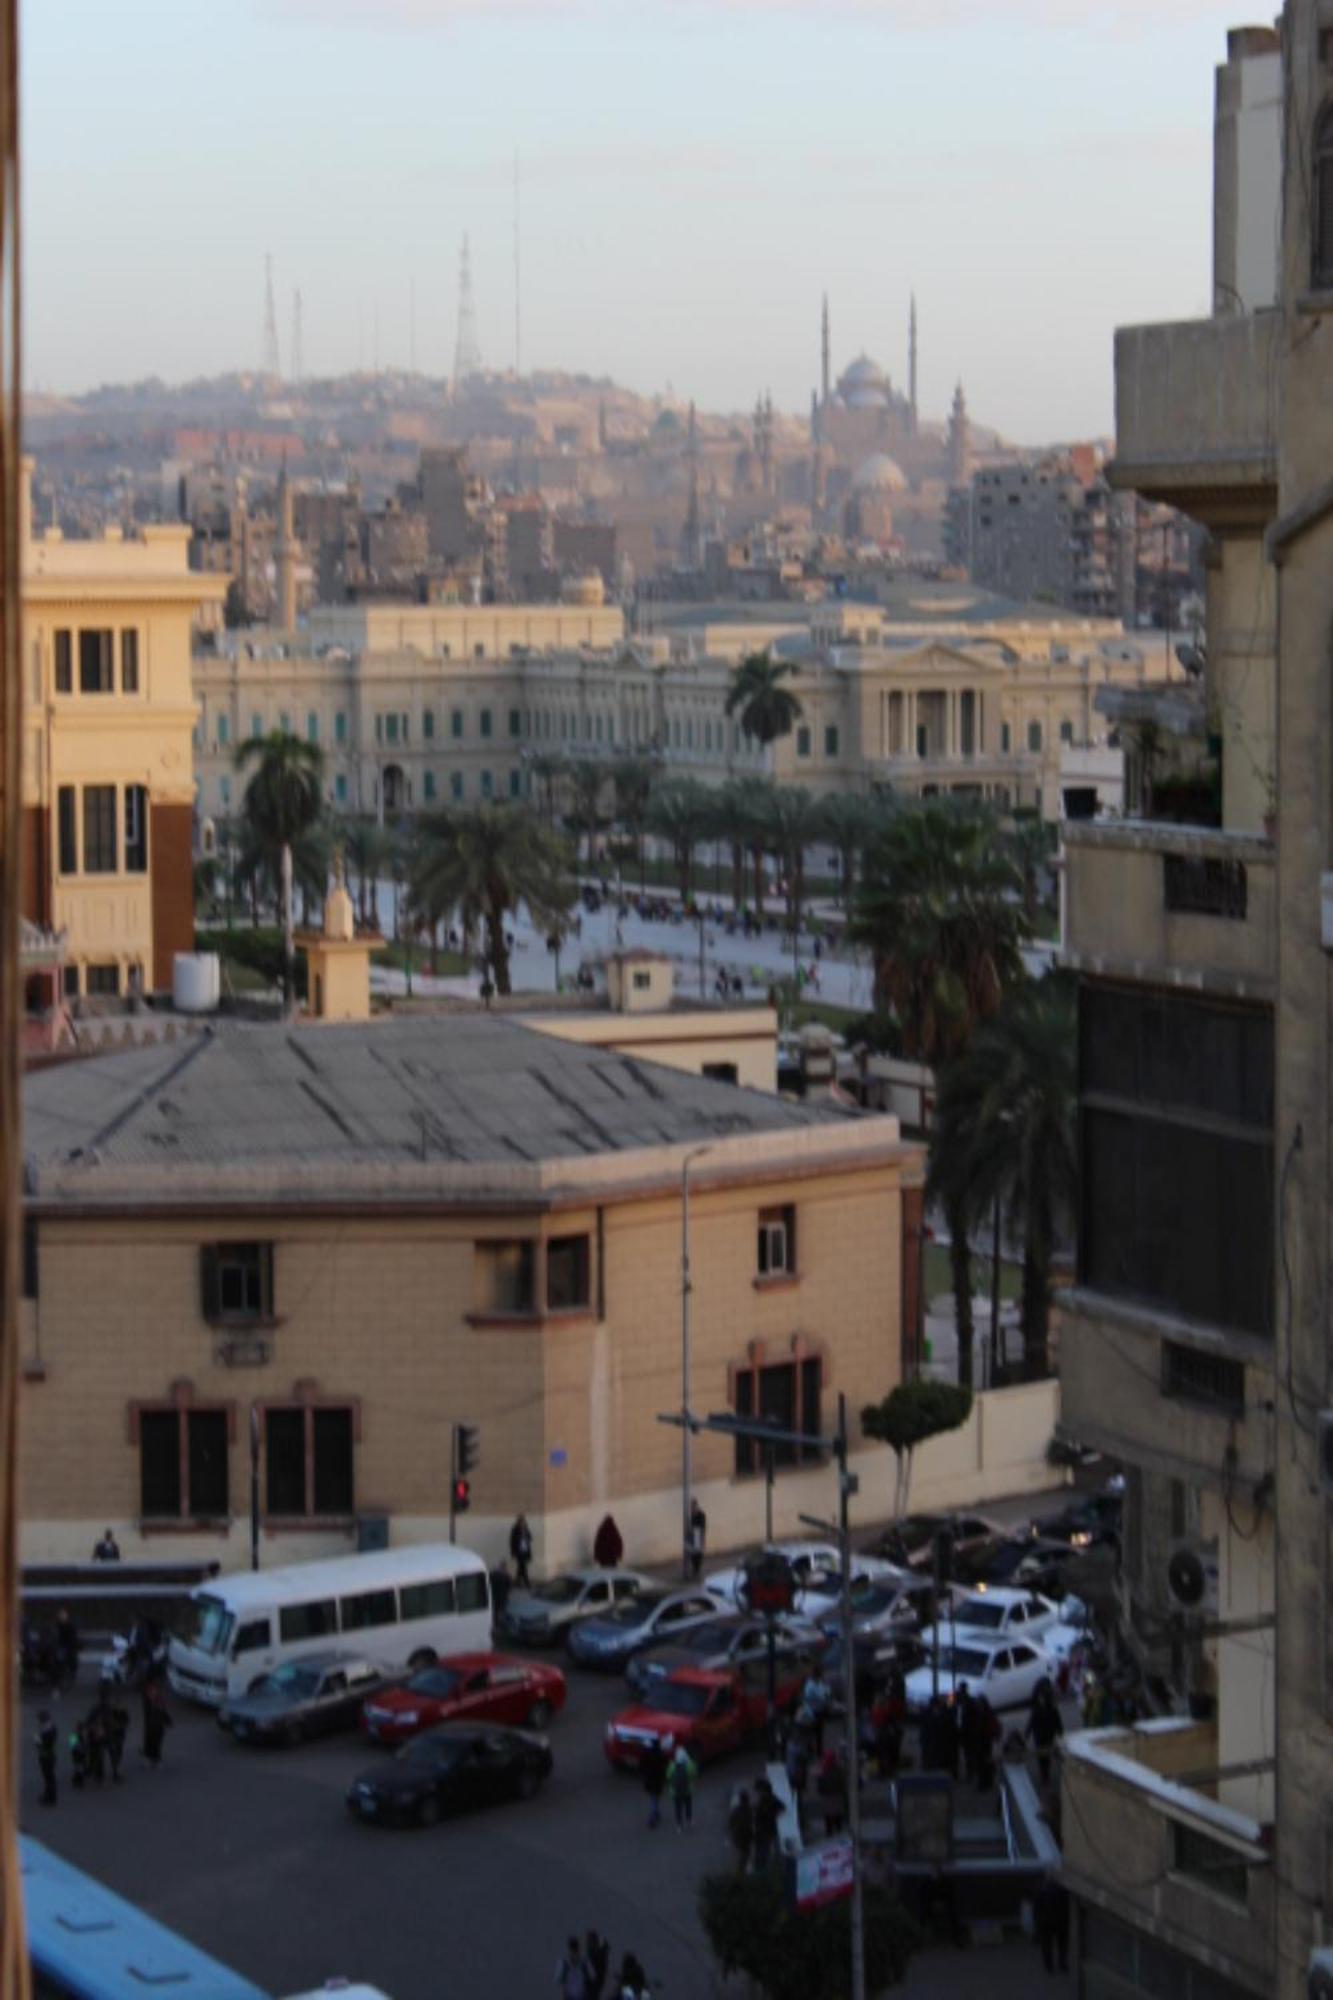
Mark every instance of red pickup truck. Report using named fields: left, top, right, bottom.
left=603, top=1655, right=811, bottom=1771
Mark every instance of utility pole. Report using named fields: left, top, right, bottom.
left=680, top=1146, right=712, bottom=1580
left=262, top=252, right=281, bottom=379
left=290, top=288, right=303, bottom=388
left=835, top=1393, right=867, bottom=2000
left=513, top=148, right=522, bottom=377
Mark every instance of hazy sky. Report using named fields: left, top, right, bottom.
left=26, top=0, right=1250, bottom=441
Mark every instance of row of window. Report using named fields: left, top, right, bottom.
left=796, top=725, right=840, bottom=760
left=998, top=719, right=1072, bottom=754
left=56, top=784, right=148, bottom=877
left=212, top=767, right=525, bottom=813
left=53, top=628, right=139, bottom=697
left=138, top=1403, right=354, bottom=1522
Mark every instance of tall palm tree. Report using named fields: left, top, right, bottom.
left=234, top=730, right=324, bottom=1014
left=529, top=752, right=568, bottom=825
left=407, top=803, right=574, bottom=998
left=1004, top=812, right=1055, bottom=930
left=340, top=815, right=396, bottom=930
left=850, top=800, right=1029, bottom=1388
left=819, top=790, right=887, bottom=910
left=610, top=756, right=657, bottom=890
left=722, top=774, right=780, bottom=915
left=645, top=779, right=714, bottom=903
left=929, top=976, right=1076, bottom=1381
left=765, top=785, right=824, bottom=938
left=566, top=759, right=609, bottom=866
left=725, top=651, right=803, bottom=752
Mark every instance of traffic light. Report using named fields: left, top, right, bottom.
left=456, top=1424, right=480, bottom=1478
left=452, top=1476, right=471, bottom=1515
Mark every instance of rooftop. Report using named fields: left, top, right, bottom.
left=23, top=1013, right=895, bottom=1213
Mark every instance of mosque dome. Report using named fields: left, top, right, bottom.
left=852, top=452, right=908, bottom=493
left=838, top=354, right=891, bottom=409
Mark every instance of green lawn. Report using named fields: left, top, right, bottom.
left=373, top=941, right=470, bottom=977
left=924, top=1240, right=1023, bottom=1302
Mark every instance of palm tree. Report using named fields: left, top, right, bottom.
left=721, top=774, right=780, bottom=916
left=1004, top=813, right=1054, bottom=929
left=340, top=816, right=397, bottom=930
left=234, top=730, right=324, bottom=1014
left=529, top=752, right=568, bottom=825
left=850, top=800, right=1029, bottom=1388
left=724, top=651, right=803, bottom=752
left=407, top=803, right=575, bottom=998
left=610, top=756, right=657, bottom=890
left=819, top=790, right=887, bottom=910
left=645, top=779, right=714, bottom=903
left=566, top=759, right=609, bottom=866
left=765, top=786, right=824, bottom=938
left=929, top=977, right=1076, bottom=1382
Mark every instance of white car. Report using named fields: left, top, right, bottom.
left=904, top=1635, right=1053, bottom=1713
left=795, top=1560, right=920, bottom=1624
left=918, top=1588, right=1059, bottom=1654
left=813, top=1569, right=939, bottom=1643
left=704, top=1541, right=841, bottom=1611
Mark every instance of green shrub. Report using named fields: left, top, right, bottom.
left=698, top=1868, right=919, bottom=2000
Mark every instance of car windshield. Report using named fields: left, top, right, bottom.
left=399, top=1735, right=466, bottom=1768
left=532, top=1577, right=584, bottom=1604
left=407, top=1667, right=461, bottom=1698
left=943, top=1646, right=991, bottom=1677
left=260, top=1664, right=321, bottom=1698
left=677, top=1623, right=736, bottom=1650
left=644, top=1682, right=711, bottom=1717
left=182, top=1594, right=234, bottom=1658
left=951, top=1599, right=1005, bottom=1629
left=608, top=1597, right=664, bottom=1628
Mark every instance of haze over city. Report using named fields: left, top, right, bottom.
left=29, top=0, right=1250, bottom=438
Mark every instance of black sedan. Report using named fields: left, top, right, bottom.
left=219, top=1652, right=390, bottom=1745
left=345, top=1722, right=553, bottom=1828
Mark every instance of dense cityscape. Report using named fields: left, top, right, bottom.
left=1, top=4, right=1329, bottom=2000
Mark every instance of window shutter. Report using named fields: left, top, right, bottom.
left=200, top=1244, right=221, bottom=1321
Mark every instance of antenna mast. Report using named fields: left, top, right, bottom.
left=453, top=233, right=481, bottom=388
left=291, top=288, right=303, bottom=388
left=513, top=150, right=522, bottom=377
left=262, top=253, right=281, bottom=379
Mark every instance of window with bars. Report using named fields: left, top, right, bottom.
left=139, top=1407, right=230, bottom=1520
left=1162, top=1341, right=1245, bottom=1417
left=265, top=1405, right=355, bottom=1518
left=733, top=1357, right=822, bottom=1475
left=82, top=786, right=117, bottom=873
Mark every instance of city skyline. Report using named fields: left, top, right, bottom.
left=28, top=0, right=1247, bottom=442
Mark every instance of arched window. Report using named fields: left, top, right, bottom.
left=1315, top=102, right=1333, bottom=290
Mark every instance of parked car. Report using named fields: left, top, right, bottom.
left=918, top=1588, right=1059, bottom=1654
left=625, top=1615, right=821, bottom=1698
left=1033, top=1493, right=1122, bottom=1551
left=903, top=1636, right=1053, bottom=1713
left=966, top=1535, right=1070, bottom=1591
left=345, top=1722, right=552, bottom=1828
left=360, top=1652, right=566, bottom=1747
left=496, top=1568, right=650, bottom=1647
left=219, top=1652, right=390, bottom=1745
left=566, top=1589, right=719, bottom=1669
left=605, top=1656, right=810, bottom=1771
left=703, top=1541, right=841, bottom=1610
left=813, top=1571, right=938, bottom=1643
left=870, top=1514, right=1003, bottom=1573
left=782, top=1557, right=909, bottom=1621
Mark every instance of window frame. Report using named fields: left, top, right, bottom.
left=732, top=1346, right=823, bottom=1476
left=546, top=1233, right=592, bottom=1314
left=475, top=1238, right=537, bottom=1317
left=261, top=1398, right=358, bottom=1523
left=756, top=1203, right=797, bottom=1281
left=81, top=784, right=117, bottom=874
left=124, top=784, right=149, bottom=874
left=132, top=1396, right=235, bottom=1525
left=54, top=629, right=72, bottom=695
left=200, top=1241, right=276, bottom=1325
left=120, top=629, right=140, bottom=694
left=78, top=629, right=115, bottom=695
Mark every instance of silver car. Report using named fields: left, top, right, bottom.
left=498, top=1568, right=650, bottom=1647
left=219, top=1651, right=390, bottom=1745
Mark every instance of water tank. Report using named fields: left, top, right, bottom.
left=173, top=952, right=221, bottom=1014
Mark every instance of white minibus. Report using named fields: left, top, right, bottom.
left=167, top=1543, right=491, bottom=1705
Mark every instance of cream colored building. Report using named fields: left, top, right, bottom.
left=18, top=1015, right=924, bottom=1573
left=192, top=606, right=1164, bottom=829
left=20, top=461, right=226, bottom=997
left=518, top=952, right=779, bottom=1092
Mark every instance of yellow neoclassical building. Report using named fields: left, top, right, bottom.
left=21, top=461, right=226, bottom=998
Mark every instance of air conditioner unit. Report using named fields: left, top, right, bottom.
left=1317, top=1410, right=1333, bottom=1498
left=1308, top=1946, right=1333, bottom=2000
left=1166, top=1538, right=1219, bottom=1616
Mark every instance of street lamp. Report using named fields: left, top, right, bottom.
left=680, top=1143, right=713, bottom=1580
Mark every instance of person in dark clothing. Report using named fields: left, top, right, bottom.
left=104, top=1697, right=129, bottom=1783
left=752, top=1776, right=781, bottom=1870
left=141, top=1678, right=172, bottom=1768
left=584, top=1931, right=610, bottom=2000
left=69, top=1722, right=88, bottom=1790
left=639, top=1739, right=668, bottom=1829
left=1034, top=1871, right=1071, bottom=1973
left=556, top=1937, right=588, bottom=2000
left=956, top=1682, right=979, bottom=1783
left=593, top=1515, right=624, bottom=1569
left=35, top=1711, right=57, bottom=1806
left=974, top=1696, right=1000, bottom=1792
left=84, top=1705, right=107, bottom=1785
left=938, top=1697, right=960, bottom=1779
left=815, top=1749, right=846, bottom=1837
left=616, top=1951, right=649, bottom=1999
left=687, top=1500, right=707, bottom=1580
left=92, top=1529, right=121, bottom=1562
left=54, top=1609, right=79, bottom=1689
left=727, top=1785, right=754, bottom=1872
left=509, top=1514, right=533, bottom=1589
left=1027, top=1682, right=1065, bottom=1788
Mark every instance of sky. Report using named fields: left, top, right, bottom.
left=25, top=0, right=1253, bottom=443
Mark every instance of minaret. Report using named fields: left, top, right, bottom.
left=948, top=380, right=972, bottom=488
left=275, top=458, right=297, bottom=631
left=821, top=293, right=831, bottom=407
left=908, top=295, right=918, bottom=434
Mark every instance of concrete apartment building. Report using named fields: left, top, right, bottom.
left=192, top=602, right=1162, bottom=829
left=1055, top=13, right=1333, bottom=1997
left=17, top=1014, right=926, bottom=1573
left=19, top=460, right=227, bottom=999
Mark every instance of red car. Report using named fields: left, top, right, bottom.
left=603, top=1655, right=812, bottom=1772
left=361, top=1652, right=566, bottom=1747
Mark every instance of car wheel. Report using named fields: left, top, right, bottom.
left=416, top=1793, right=441, bottom=1828
left=516, top=1764, right=541, bottom=1801
left=408, top=1647, right=437, bottom=1670
left=526, top=1699, right=552, bottom=1729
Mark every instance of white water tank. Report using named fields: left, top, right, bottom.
left=173, top=952, right=221, bottom=1014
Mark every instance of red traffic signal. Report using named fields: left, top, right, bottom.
left=452, top=1477, right=471, bottom=1513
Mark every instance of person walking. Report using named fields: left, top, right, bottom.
left=669, top=1744, right=698, bottom=1832
left=593, top=1515, right=624, bottom=1569
left=69, top=1721, right=88, bottom=1791
left=1033, top=1870, right=1071, bottom=1974
left=35, top=1711, right=57, bottom=1806
left=815, top=1748, right=846, bottom=1837
left=584, top=1931, right=610, bottom=2000
left=687, top=1500, right=707, bottom=1581
left=141, top=1677, right=172, bottom=1769
left=556, top=1936, right=589, bottom=2000
left=640, top=1738, right=668, bottom=1830
left=84, top=1704, right=107, bottom=1786
left=727, top=1785, right=754, bottom=1872
left=92, top=1528, right=121, bottom=1562
left=956, top=1681, right=979, bottom=1783
left=1027, top=1680, right=1065, bottom=1789
left=105, top=1695, right=129, bottom=1783
left=509, top=1514, right=533, bottom=1590
left=799, top=1667, right=830, bottom=1756
left=54, top=1608, right=80, bottom=1690
left=752, top=1776, right=781, bottom=1870
left=616, top=1951, right=649, bottom=2000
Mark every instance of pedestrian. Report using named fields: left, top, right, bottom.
left=105, top=1695, right=129, bottom=1783
left=937, top=1695, right=960, bottom=1779
left=800, top=1667, right=830, bottom=1755
left=956, top=1681, right=979, bottom=1783
left=687, top=1499, right=706, bottom=1580
left=1027, top=1680, right=1065, bottom=1788
left=584, top=1930, right=610, bottom=2000
left=616, top=1950, right=649, bottom=1999
left=593, top=1514, right=624, bottom=1569
left=92, top=1528, right=121, bottom=1562
left=69, top=1721, right=88, bottom=1790
left=141, top=1677, right=172, bottom=1768
left=35, top=1710, right=57, bottom=1806
left=752, top=1776, right=781, bottom=1870
left=556, top=1935, right=589, bottom=2000
left=639, top=1737, right=668, bottom=1830
left=1033, top=1870, right=1071, bottom=1974
left=727, top=1785, right=754, bottom=1872
left=510, top=1513, right=534, bottom=1590
left=815, top=1748, right=846, bottom=1837
left=974, top=1696, right=1000, bottom=1792
left=669, top=1743, right=698, bottom=1831
left=84, top=1704, right=107, bottom=1785
left=54, top=1608, right=80, bottom=1689
left=784, top=1726, right=809, bottom=1799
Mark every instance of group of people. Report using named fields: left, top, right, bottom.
left=725, top=1775, right=785, bottom=1872
left=637, top=1738, right=699, bottom=1831
left=555, top=1930, right=649, bottom=2000
left=34, top=1674, right=171, bottom=1806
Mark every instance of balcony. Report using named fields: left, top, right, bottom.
left=1062, top=1719, right=1273, bottom=1998
left=1111, top=312, right=1279, bottom=524
left=1062, top=821, right=1275, bottom=1001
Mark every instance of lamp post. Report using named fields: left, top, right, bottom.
left=680, top=1144, right=713, bottom=1580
